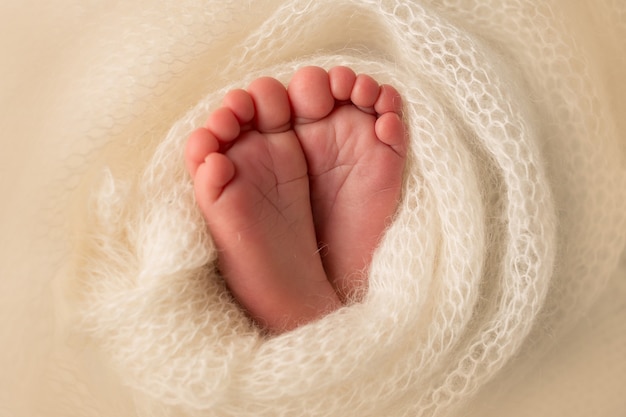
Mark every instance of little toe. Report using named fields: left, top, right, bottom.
left=288, top=66, right=334, bottom=122
left=329, top=66, right=357, bottom=101
left=350, top=74, right=380, bottom=113
left=247, top=77, right=291, bottom=133
left=375, top=112, right=407, bottom=157
left=194, top=152, right=235, bottom=206
left=185, top=127, right=220, bottom=177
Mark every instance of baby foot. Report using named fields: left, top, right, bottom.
left=288, top=66, right=407, bottom=302
left=185, top=77, right=340, bottom=332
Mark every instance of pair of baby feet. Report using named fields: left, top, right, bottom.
left=185, top=66, right=406, bottom=332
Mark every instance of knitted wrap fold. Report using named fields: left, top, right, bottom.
left=1, top=1, right=625, bottom=416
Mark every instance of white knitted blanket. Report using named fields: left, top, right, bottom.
left=1, top=1, right=625, bottom=416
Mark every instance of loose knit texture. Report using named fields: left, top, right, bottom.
left=1, top=1, right=625, bottom=416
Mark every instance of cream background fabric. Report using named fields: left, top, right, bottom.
left=1, top=1, right=625, bottom=416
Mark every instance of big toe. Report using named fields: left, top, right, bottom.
left=288, top=66, right=335, bottom=122
left=247, top=77, right=292, bottom=133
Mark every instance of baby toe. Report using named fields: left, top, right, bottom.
left=185, top=127, right=220, bottom=177
left=375, top=112, right=407, bottom=157
left=194, top=152, right=235, bottom=206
